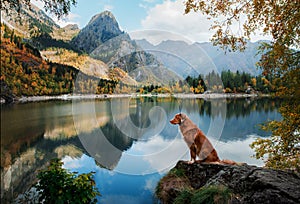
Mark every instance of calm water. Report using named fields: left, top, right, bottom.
left=1, top=97, right=282, bottom=203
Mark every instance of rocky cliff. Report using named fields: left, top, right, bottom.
left=156, top=161, right=300, bottom=204
left=70, top=11, right=181, bottom=85
left=71, top=10, right=124, bottom=53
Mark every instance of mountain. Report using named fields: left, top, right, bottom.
left=0, top=23, right=118, bottom=99
left=2, top=4, right=265, bottom=91
left=72, top=11, right=182, bottom=85
left=1, top=3, right=60, bottom=37
left=41, top=48, right=110, bottom=79
left=71, top=11, right=124, bottom=53
left=196, top=41, right=263, bottom=75
left=135, top=39, right=264, bottom=77
left=52, top=24, right=80, bottom=41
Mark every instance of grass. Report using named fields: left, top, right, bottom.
left=156, top=164, right=233, bottom=204
left=174, top=185, right=233, bottom=204
left=173, top=188, right=193, bottom=204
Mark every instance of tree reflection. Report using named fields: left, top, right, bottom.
left=0, top=97, right=282, bottom=202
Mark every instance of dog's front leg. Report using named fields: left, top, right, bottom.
left=188, top=143, right=197, bottom=164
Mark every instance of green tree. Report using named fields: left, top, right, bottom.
left=185, top=0, right=300, bottom=172
left=1, top=0, right=77, bottom=19
left=234, top=71, right=242, bottom=91
left=35, top=159, right=100, bottom=204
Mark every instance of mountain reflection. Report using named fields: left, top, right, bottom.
left=1, top=97, right=281, bottom=202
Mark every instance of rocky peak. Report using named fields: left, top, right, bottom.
left=88, top=10, right=117, bottom=25
left=71, top=10, right=123, bottom=53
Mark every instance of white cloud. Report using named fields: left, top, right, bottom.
left=31, top=0, right=44, bottom=10
left=143, top=0, right=156, bottom=3
left=139, top=3, right=148, bottom=9
left=213, top=136, right=265, bottom=166
left=140, top=0, right=157, bottom=9
left=104, top=4, right=114, bottom=11
left=140, top=0, right=272, bottom=44
left=140, top=0, right=214, bottom=43
left=51, top=12, right=81, bottom=27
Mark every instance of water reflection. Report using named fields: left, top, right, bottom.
left=1, top=97, right=282, bottom=203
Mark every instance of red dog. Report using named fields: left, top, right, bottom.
left=170, top=113, right=235, bottom=165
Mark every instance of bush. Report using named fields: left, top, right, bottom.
left=35, top=158, right=100, bottom=204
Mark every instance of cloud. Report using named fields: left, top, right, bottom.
left=51, top=12, right=81, bottom=27
left=133, top=135, right=190, bottom=173
left=139, top=0, right=157, bottom=9
left=140, top=0, right=214, bottom=43
left=140, top=0, right=272, bottom=44
left=139, top=3, right=148, bottom=9
left=143, top=0, right=156, bottom=3
left=104, top=4, right=114, bottom=11
left=31, top=0, right=44, bottom=10
left=212, top=136, right=265, bottom=166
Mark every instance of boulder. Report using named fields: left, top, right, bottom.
left=156, top=161, right=300, bottom=204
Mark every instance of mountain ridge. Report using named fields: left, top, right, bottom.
left=135, top=39, right=265, bottom=76
left=2, top=3, right=268, bottom=92
left=72, top=10, right=182, bottom=85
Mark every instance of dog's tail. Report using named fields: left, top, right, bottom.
left=220, top=159, right=237, bottom=165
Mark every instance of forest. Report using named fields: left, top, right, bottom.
left=0, top=23, right=117, bottom=98
left=0, top=22, right=277, bottom=99
left=185, top=70, right=275, bottom=94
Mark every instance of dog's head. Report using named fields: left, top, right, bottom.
left=170, top=113, right=186, bottom=125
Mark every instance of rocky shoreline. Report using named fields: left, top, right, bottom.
left=156, top=161, right=300, bottom=204
left=1, top=93, right=267, bottom=104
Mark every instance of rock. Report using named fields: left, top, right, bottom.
left=71, top=11, right=124, bottom=54
left=0, top=80, right=15, bottom=104
left=156, top=161, right=300, bottom=204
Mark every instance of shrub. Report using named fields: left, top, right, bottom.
left=35, top=158, right=100, bottom=204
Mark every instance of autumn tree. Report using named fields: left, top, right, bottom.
left=185, top=0, right=300, bottom=172
left=1, top=0, right=77, bottom=19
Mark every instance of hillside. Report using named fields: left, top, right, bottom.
left=1, top=3, right=59, bottom=38
left=52, top=24, right=80, bottom=42
left=41, top=48, right=110, bottom=79
left=41, top=48, right=138, bottom=86
left=0, top=23, right=117, bottom=101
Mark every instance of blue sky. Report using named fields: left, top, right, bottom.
left=33, top=0, right=271, bottom=44
left=64, top=0, right=158, bottom=31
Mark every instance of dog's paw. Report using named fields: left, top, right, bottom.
left=187, top=160, right=195, bottom=164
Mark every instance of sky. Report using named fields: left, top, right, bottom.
left=32, top=0, right=271, bottom=44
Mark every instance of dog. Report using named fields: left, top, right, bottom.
left=170, top=113, right=236, bottom=165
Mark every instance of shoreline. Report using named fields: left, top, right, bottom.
left=7, top=93, right=270, bottom=103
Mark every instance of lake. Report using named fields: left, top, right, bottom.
left=1, top=97, right=282, bottom=203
